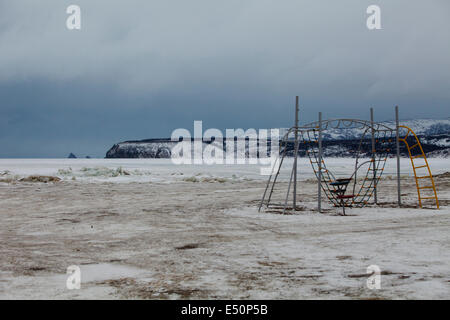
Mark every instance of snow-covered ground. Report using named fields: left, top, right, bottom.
left=1, top=157, right=449, bottom=183
left=0, top=158, right=449, bottom=299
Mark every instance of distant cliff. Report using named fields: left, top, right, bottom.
left=105, top=119, right=450, bottom=159
left=106, top=139, right=175, bottom=158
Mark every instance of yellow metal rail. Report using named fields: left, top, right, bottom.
left=399, top=125, right=439, bottom=209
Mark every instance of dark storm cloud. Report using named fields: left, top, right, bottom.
left=0, top=0, right=449, bottom=157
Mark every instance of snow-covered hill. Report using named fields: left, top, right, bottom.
left=278, top=118, right=450, bottom=141
left=106, top=139, right=175, bottom=158
left=105, top=119, right=450, bottom=158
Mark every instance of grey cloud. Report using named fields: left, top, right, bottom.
left=0, top=0, right=449, bottom=157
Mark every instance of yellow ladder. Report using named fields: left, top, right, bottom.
left=399, top=126, right=439, bottom=209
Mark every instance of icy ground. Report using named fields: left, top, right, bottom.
left=0, top=158, right=449, bottom=299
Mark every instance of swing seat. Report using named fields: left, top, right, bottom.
left=330, top=179, right=351, bottom=186
left=337, top=194, right=355, bottom=199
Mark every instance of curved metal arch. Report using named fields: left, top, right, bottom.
left=296, top=118, right=396, bottom=133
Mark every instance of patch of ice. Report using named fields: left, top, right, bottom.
left=79, top=263, right=149, bottom=283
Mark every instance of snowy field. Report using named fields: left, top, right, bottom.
left=0, top=158, right=449, bottom=299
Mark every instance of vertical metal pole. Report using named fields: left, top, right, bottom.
left=395, top=106, right=402, bottom=207
left=283, top=158, right=295, bottom=215
left=293, top=96, right=299, bottom=210
left=370, top=108, right=377, bottom=204
left=318, top=112, right=323, bottom=213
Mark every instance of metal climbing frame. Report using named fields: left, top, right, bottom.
left=259, top=106, right=440, bottom=214
left=299, top=119, right=395, bottom=208
left=258, top=127, right=295, bottom=214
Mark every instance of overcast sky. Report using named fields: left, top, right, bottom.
left=0, top=0, right=449, bottom=157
